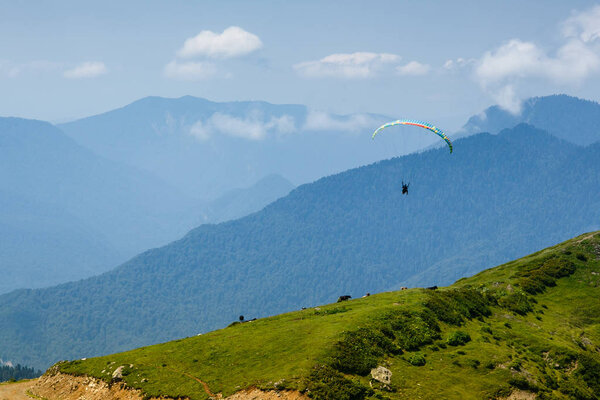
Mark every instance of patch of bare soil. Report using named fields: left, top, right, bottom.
left=30, top=372, right=159, bottom=400
left=29, top=372, right=309, bottom=400
left=0, top=379, right=36, bottom=400
left=501, top=389, right=537, bottom=400
left=225, top=388, right=309, bottom=400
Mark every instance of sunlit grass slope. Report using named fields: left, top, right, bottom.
left=56, top=232, right=600, bottom=399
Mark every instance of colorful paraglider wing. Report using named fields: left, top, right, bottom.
left=372, top=119, right=453, bottom=153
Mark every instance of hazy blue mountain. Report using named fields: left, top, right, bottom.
left=1, top=124, right=599, bottom=369
left=0, top=117, right=200, bottom=292
left=199, top=174, right=294, bottom=224
left=58, top=96, right=432, bottom=199
left=0, top=189, right=118, bottom=294
left=461, top=94, right=600, bottom=145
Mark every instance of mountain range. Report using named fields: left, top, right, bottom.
left=461, top=94, right=600, bottom=146
left=0, top=117, right=293, bottom=294
left=20, top=232, right=600, bottom=399
left=1, top=119, right=599, bottom=369
left=58, top=96, right=428, bottom=200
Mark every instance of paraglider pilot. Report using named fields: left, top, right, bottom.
left=402, top=181, right=409, bottom=195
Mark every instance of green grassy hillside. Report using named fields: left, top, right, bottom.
left=54, top=232, right=600, bottom=399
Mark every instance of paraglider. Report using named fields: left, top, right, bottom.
left=401, top=181, right=409, bottom=195
left=371, top=119, right=453, bottom=153
left=372, top=119, right=453, bottom=195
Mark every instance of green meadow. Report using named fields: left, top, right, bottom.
left=57, top=232, right=600, bottom=399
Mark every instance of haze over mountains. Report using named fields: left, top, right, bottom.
left=0, top=117, right=293, bottom=294
left=2, top=107, right=599, bottom=369
left=58, top=96, right=433, bottom=200
left=461, top=94, right=600, bottom=146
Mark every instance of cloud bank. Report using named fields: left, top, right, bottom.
left=189, top=112, right=296, bottom=141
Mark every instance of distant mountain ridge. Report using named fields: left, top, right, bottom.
left=461, top=94, right=600, bottom=145
left=58, top=96, right=429, bottom=199
left=1, top=123, right=599, bottom=369
left=0, top=117, right=297, bottom=294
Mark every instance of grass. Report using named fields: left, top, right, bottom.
left=55, top=231, right=600, bottom=399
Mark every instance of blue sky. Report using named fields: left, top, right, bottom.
left=2, top=0, right=600, bottom=129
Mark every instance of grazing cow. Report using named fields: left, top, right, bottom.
left=337, top=295, right=352, bottom=302
left=426, top=286, right=438, bottom=290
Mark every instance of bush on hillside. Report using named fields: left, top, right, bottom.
left=385, top=310, right=441, bottom=351
left=424, top=288, right=493, bottom=326
left=447, top=331, right=471, bottom=346
left=408, top=353, right=426, bottom=366
left=329, top=327, right=399, bottom=375
left=498, top=292, right=533, bottom=315
left=306, top=364, right=372, bottom=400
left=517, top=257, right=576, bottom=294
left=576, top=353, right=600, bottom=395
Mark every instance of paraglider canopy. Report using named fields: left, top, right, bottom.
left=372, top=119, right=453, bottom=153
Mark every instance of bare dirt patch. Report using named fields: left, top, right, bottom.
left=225, top=388, right=309, bottom=400
left=0, top=380, right=36, bottom=400
left=30, top=372, right=156, bottom=400
left=504, top=389, right=536, bottom=399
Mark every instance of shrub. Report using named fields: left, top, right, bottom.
left=576, top=353, right=600, bottom=395
left=517, top=257, right=576, bottom=294
left=424, top=288, right=493, bottom=326
left=408, top=353, right=426, bottom=366
left=509, top=376, right=538, bottom=392
left=447, top=331, right=471, bottom=346
left=384, top=310, right=440, bottom=351
left=498, top=292, right=533, bottom=315
left=329, top=327, right=398, bottom=375
left=466, top=359, right=480, bottom=369
left=307, top=364, right=372, bottom=400
left=576, top=253, right=588, bottom=262
left=484, top=361, right=496, bottom=369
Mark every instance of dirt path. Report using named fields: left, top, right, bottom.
left=576, top=232, right=597, bottom=243
left=0, top=380, right=37, bottom=400
left=165, top=367, right=220, bottom=398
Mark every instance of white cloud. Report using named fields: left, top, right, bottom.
left=294, top=52, right=400, bottom=78
left=303, top=110, right=378, bottom=132
left=474, top=37, right=600, bottom=112
left=396, top=61, right=430, bottom=76
left=468, top=5, right=600, bottom=112
left=188, top=112, right=296, bottom=141
left=443, top=57, right=475, bottom=70
left=189, top=120, right=212, bottom=141
left=177, top=26, right=262, bottom=59
left=563, top=5, right=600, bottom=43
left=63, top=61, right=107, bottom=79
left=164, top=60, right=217, bottom=80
